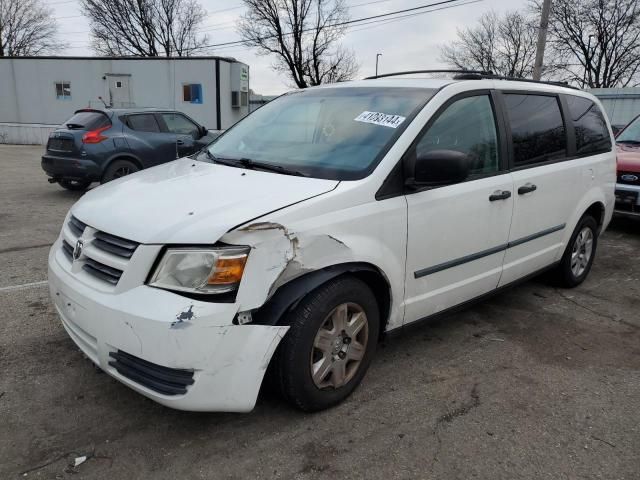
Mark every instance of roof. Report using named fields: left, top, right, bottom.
left=0, top=55, right=241, bottom=64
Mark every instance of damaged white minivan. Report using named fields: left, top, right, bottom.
left=49, top=72, right=616, bottom=412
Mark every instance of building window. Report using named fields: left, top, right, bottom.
left=182, top=84, right=203, bottom=104
left=55, top=81, right=71, bottom=100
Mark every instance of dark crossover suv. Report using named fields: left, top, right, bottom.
left=42, top=108, right=218, bottom=190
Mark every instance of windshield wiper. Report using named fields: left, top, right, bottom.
left=210, top=155, right=308, bottom=177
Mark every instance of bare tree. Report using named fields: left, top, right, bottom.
left=238, top=0, right=358, bottom=88
left=79, top=0, right=210, bottom=56
left=0, top=0, right=63, bottom=56
left=440, top=10, right=539, bottom=78
left=536, top=0, right=640, bottom=88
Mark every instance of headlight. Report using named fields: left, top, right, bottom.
left=148, top=246, right=250, bottom=294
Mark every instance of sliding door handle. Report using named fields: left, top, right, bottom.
left=518, top=183, right=537, bottom=194
left=489, top=190, right=512, bottom=201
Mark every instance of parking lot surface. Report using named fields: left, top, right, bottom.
left=1, top=145, right=639, bottom=479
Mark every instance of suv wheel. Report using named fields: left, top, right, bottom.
left=58, top=179, right=91, bottom=191
left=102, top=159, right=139, bottom=183
left=556, top=215, right=598, bottom=287
left=273, top=276, right=380, bottom=412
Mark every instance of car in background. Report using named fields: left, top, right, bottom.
left=614, top=114, right=640, bottom=217
left=42, top=108, right=219, bottom=191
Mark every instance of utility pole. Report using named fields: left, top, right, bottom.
left=375, top=53, right=382, bottom=77
left=533, top=0, right=551, bottom=80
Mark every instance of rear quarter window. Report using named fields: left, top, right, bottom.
left=565, top=96, right=612, bottom=155
left=504, top=94, right=567, bottom=167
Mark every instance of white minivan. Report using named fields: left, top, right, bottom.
left=48, top=73, right=616, bottom=412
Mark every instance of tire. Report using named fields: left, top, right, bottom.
left=273, top=276, right=380, bottom=412
left=555, top=215, right=598, bottom=288
left=101, top=159, right=139, bottom=183
left=58, top=179, right=91, bottom=191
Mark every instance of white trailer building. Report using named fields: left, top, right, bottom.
left=0, top=56, right=250, bottom=145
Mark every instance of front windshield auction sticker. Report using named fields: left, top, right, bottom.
left=354, top=111, right=406, bottom=128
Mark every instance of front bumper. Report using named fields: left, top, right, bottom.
left=42, top=155, right=102, bottom=181
left=48, top=240, right=288, bottom=412
left=614, top=183, right=640, bottom=218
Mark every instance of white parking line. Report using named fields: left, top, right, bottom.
left=0, top=280, right=48, bottom=292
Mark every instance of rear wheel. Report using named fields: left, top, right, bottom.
left=101, top=159, right=139, bottom=183
left=58, top=179, right=91, bottom=191
left=273, top=276, right=379, bottom=412
left=555, top=215, right=598, bottom=287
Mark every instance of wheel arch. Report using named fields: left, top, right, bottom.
left=583, top=201, right=605, bottom=233
left=103, top=154, right=143, bottom=174
left=248, top=262, right=392, bottom=339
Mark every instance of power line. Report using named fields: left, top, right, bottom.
left=197, top=0, right=480, bottom=55
left=191, top=0, right=476, bottom=50
left=59, top=0, right=477, bottom=54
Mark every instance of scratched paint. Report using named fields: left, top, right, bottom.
left=171, top=305, right=195, bottom=329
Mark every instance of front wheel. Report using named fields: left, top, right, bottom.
left=273, top=276, right=380, bottom=412
left=555, top=215, right=598, bottom=287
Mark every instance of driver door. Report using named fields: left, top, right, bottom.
left=159, top=113, right=202, bottom=158
left=404, top=91, right=514, bottom=324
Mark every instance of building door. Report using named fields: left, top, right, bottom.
left=106, top=75, right=132, bottom=107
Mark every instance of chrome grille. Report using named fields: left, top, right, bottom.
left=61, top=240, right=74, bottom=260
left=93, top=231, right=139, bottom=259
left=68, top=215, right=87, bottom=237
left=82, top=258, right=123, bottom=285
left=60, top=215, right=138, bottom=287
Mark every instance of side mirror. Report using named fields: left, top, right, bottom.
left=200, top=125, right=208, bottom=137
left=414, top=149, right=471, bottom=186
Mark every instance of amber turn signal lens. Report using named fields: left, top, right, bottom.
left=207, top=255, right=248, bottom=285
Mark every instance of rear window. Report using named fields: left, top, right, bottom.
left=126, top=114, right=161, bottom=133
left=64, top=111, right=110, bottom=130
left=565, top=96, right=611, bottom=155
left=504, top=94, right=567, bottom=167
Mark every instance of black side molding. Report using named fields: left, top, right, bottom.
left=414, top=224, right=566, bottom=279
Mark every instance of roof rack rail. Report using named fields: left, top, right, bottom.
left=478, top=73, right=579, bottom=90
left=364, top=69, right=491, bottom=80
left=365, top=69, right=579, bottom=90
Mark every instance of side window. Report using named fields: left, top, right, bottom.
left=162, top=113, right=200, bottom=137
left=565, top=96, right=612, bottom=155
left=504, top=94, right=566, bottom=167
left=126, top=114, right=160, bottom=133
left=415, top=95, right=499, bottom=176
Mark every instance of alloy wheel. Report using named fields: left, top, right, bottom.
left=310, top=302, right=369, bottom=389
left=571, top=227, right=594, bottom=277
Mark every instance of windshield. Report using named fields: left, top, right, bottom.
left=617, top=116, right=640, bottom=143
left=206, top=87, right=434, bottom=180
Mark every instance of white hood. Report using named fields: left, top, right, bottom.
left=71, top=158, right=338, bottom=244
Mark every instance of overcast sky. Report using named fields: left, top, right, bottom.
left=52, top=0, right=529, bottom=94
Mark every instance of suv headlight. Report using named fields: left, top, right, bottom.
left=148, top=246, right=250, bottom=294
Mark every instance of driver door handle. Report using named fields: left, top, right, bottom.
left=489, top=190, right=511, bottom=201
left=518, top=183, right=537, bottom=195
